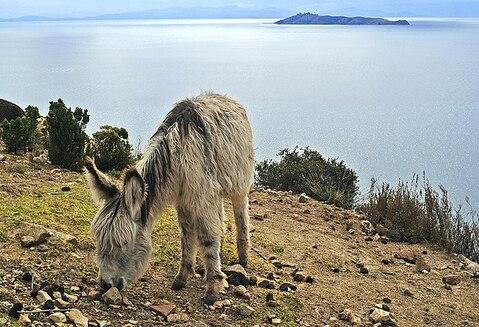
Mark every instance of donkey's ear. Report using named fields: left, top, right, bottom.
left=122, top=168, right=147, bottom=217
left=84, top=156, right=119, bottom=206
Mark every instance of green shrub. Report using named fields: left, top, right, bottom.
left=89, top=125, right=134, bottom=171
left=255, top=147, right=359, bottom=209
left=45, top=99, right=89, bottom=171
left=359, top=175, right=479, bottom=262
left=0, top=106, right=40, bottom=153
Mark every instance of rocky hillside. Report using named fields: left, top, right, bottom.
left=0, top=151, right=478, bottom=327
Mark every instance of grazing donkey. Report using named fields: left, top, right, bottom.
left=85, top=93, right=254, bottom=303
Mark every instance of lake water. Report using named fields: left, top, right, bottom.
left=1, top=18, right=478, bottom=205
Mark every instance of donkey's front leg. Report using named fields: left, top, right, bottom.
left=172, top=207, right=197, bottom=290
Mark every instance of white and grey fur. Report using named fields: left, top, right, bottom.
left=85, top=93, right=254, bottom=303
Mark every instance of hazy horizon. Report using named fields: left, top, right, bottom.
left=1, top=1, right=479, bottom=19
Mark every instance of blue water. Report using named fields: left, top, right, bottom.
left=0, top=18, right=478, bottom=205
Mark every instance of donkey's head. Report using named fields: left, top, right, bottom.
left=84, top=157, right=151, bottom=291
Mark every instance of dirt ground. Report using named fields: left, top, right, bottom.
left=0, top=152, right=478, bottom=327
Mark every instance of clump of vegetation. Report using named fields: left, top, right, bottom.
left=88, top=125, right=134, bottom=171
left=45, top=99, right=89, bottom=171
left=360, top=175, right=479, bottom=262
left=0, top=106, right=40, bottom=153
left=255, top=147, right=359, bottom=209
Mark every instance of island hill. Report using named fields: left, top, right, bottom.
left=275, top=12, right=410, bottom=26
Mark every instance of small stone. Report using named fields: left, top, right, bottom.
left=249, top=276, right=258, bottom=286
left=303, top=209, right=311, bottom=214
left=359, top=267, right=369, bottom=274
left=55, top=298, right=70, bottom=309
left=383, top=297, right=392, bottom=304
left=381, top=258, right=393, bottom=265
left=37, top=244, right=49, bottom=252
left=271, top=317, right=282, bottom=325
left=293, top=271, right=306, bottom=282
left=9, top=303, right=23, bottom=318
left=403, top=288, right=414, bottom=297
left=279, top=282, right=297, bottom=292
left=18, top=313, right=31, bottom=326
left=298, top=193, right=310, bottom=203
left=166, top=313, right=189, bottom=323
left=258, top=278, right=276, bottom=289
left=87, top=290, right=102, bottom=301
left=52, top=291, right=63, bottom=299
left=213, top=299, right=231, bottom=309
left=442, top=274, right=461, bottom=286
left=63, top=293, right=78, bottom=303
left=271, top=260, right=282, bottom=268
left=122, top=296, right=133, bottom=306
left=237, top=304, right=255, bottom=316
left=369, top=308, right=397, bottom=326
left=445, top=284, right=453, bottom=290
left=376, top=224, right=389, bottom=236
left=150, top=302, right=176, bottom=318
left=61, top=186, right=71, bottom=192
left=234, top=285, right=248, bottom=297
left=43, top=299, right=55, bottom=310
left=223, top=264, right=249, bottom=286
left=101, top=287, right=122, bottom=305
left=266, top=292, right=275, bottom=302
left=49, top=312, right=67, bottom=324
left=361, top=220, right=374, bottom=235
left=305, top=275, right=315, bottom=283
left=20, top=232, right=50, bottom=248
left=36, top=290, right=52, bottom=304
left=66, top=309, right=89, bottom=327
left=394, top=250, right=417, bottom=264
left=339, top=309, right=352, bottom=321
left=415, top=256, right=431, bottom=273
left=21, top=272, right=33, bottom=283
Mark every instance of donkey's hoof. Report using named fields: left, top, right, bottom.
left=203, top=293, right=218, bottom=305
left=171, top=279, right=186, bottom=291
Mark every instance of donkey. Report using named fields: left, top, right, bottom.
left=85, top=93, right=254, bottom=303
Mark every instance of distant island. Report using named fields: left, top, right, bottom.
left=275, top=13, right=410, bottom=26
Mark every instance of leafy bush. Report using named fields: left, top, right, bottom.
left=255, top=147, right=359, bottom=209
left=88, top=125, right=134, bottom=171
left=359, top=175, right=479, bottom=262
left=0, top=106, right=40, bottom=153
left=45, top=99, right=89, bottom=171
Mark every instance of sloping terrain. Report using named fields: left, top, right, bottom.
left=0, top=152, right=478, bottom=327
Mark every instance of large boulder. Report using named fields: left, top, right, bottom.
left=0, top=99, right=24, bottom=122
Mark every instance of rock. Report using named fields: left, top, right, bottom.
left=383, top=297, right=392, bottom=304
left=63, top=293, right=78, bottom=303
left=49, top=312, right=67, bottom=324
left=271, top=317, right=282, bottom=325
left=298, top=193, right=310, bottom=203
left=359, top=267, right=369, bottom=274
left=36, top=290, right=52, bottom=304
left=212, top=299, right=231, bottom=309
left=87, top=290, right=102, bottom=301
left=122, top=296, right=133, bottom=306
left=394, top=250, right=417, bottom=264
left=361, top=220, right=375, bottom=235
left=279, top=282, right=297, bottom=292
left=237, top=304, right=255, bottom=316
left=37, top=244, right=49, bottom=252
left=223, top=264, right=249, bottom=286
left=292, top=271, right=306, bottom=282
left=249, top=275, right=258, bottom=286
left=369, top=308, right=398, bottom=326
left=403, top=288, right=414, bottom=297
left=271, top=260, right=283, bottom=268
left=66, top=309, right=88, bottom=327
left=381, top=258, right=394, bottom=265
left=20, top=232, right=50, bottom=248
left=415, top=256, right=431, bottom=273
left=234, top=285, right=248, bottom=298
left=18, top=313, right=31, bottom=326
left=61, top=186, right=71, bottom=192
left=166, top=313, right=189, bottom=323
left=8, top=302, right=23, bottom=318
left=54, top=298, right=70, bottom=309
left=304, top=275, right=315, bottom=283
left=21, top=271, right=33, bottom=283
left=339, top=309, right=352, bottom=321
left=150, top=302, right=176, bottom=318
left=442, top=275, right=461, bottom=286
left=101, top=287, right=122, bottom=305
left=266, top=292, right=275, bottom=302
left=52, top=291, right=62, bottom=299
left=445, top=284, right=453, bottom=290
left=303, top=209, right=311, bottom=214
left=380, top=236, right=389, bottom=244
left=376, top=224, right=389, bottom=236
left=43, top=299, right=55, bottom=310
left=258, top=278, right=276, bottom=289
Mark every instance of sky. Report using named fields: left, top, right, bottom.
left=0, top=0, right=478, bottom=18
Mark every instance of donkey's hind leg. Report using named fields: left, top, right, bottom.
left=197, top=200, right=227, bottom=304
left=232, top=193, right=250, bottom=268
left=171, top=207, right=197, bottom=290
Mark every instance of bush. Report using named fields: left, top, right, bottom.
left=0, top=106, right=40, bottom=153
left=359, top=175, right=479, bottom=262
left=45, top=99, right=89, bottom=171
left=88, top=125, right=134, bottom=171
left=255, top=147, right=359, bottom=209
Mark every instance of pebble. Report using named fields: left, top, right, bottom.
left=298, top=193, right=310, bottom=203
left=359, top=267, right=369, bottom=274
left=66, top=309, right=89, bottom=327
left=415, top=256, right=431, bottom=273
left=361, top=220, right=374, bottom=234
left=55, top=298, right=70, bottom=309
left=403, top=288, right=414, bottom=297
left=36, top=290, right=52, bottom=304
left=8, top=302, right=23, bottom=318
left=63, top=293, right=78, bottom=303
left=101, top=287, right=122, bottom=305
left=18, top=314, right=31, bottom=326
left=442, top=274, right=461, bottom=286
left=271, top=260, right=283, bottom=268
left=234, top=285, right=249, bottom=298
left=369, top=308, right=398, bottom=326
left=166, top=313, right=189, bottom=323
left=223, top=264, right=249, bottom=286
left=150, top=302, right=176, bottom=318
left=279, top=282, right=297, bottom=292
left=258, top=278, right=276, bottom=289
left=49, top=312, right=67, bottom=324
left=212, top=299, right=231, bottom=309
left=237, top=304, right=255, bottom=316
left=271, top=317, right=282, bottom=325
